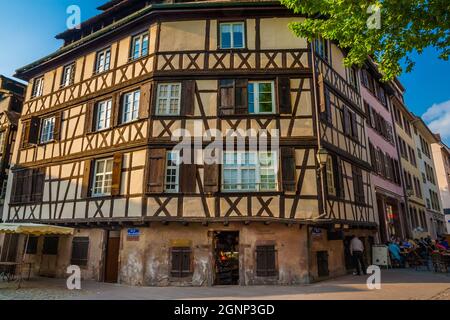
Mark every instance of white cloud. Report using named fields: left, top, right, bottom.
left=422, top=99, right=450, bottom=143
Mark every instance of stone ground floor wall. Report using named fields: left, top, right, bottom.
left=118, top=223, right=311, bottom=286
left=13, top=229, right=105, bottom=281
left=0, top=223, right=377, bottom=287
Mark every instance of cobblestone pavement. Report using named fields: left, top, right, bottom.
left=0, top=269, right=449, bottom=300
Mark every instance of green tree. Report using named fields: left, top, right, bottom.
left=281, top=0, right=450, bottom=81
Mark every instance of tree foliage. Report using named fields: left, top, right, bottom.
left=280, top=0, right=450, bottom=81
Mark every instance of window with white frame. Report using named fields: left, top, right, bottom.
left=121, top=90, right=140, bottom=124
left=222, top=152, right=277, bottom=192
left=95, top=99, right=112, bottom=131
left=61, top=63, right=75, bottom=88
left=32, top=77, right=44, bottom=98
left=92, top=158, right=113, bottom=196
left=40, top=117, right=55, bottom=143
left=165, top=151, right=180, bottom=192
left=95, top=48, right=111, bottom=73
left=248, top=81, right=275, bottom=114
left=131, top=32, right=149, bottom=60
left=156, top=83, right=181, bottom=116
left=220, top=22, right=245, bottom=49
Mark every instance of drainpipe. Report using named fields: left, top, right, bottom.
left=310, top=41, right=328, bottom=222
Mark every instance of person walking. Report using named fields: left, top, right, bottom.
left=350, top=235, right=367, bottom=275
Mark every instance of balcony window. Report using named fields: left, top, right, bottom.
left=92, top=158, right=113, bottom=196
left=95, top=99, right=112, bottom=131
left=40, top=117, right=55, bottom=143
left=220, top=22, right=245, bottom=49
left=95, top=48, right=111, bottom=73
left=156, top=83, right=181, bottom=116
left=121, top=90, right=140, bottom=124
left=131, top=32, right=149, bottom=60
left=248, top=81, right=275, bottom=114
left=222, top=152, right=277, bottom=192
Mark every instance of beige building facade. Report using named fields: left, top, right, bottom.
left=3, top=1, right=376, bottom=286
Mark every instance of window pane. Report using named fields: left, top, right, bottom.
left=133, top=37, right=141, bottom=59
left=248, top=83, right=255, bottom=113
left=142, top=35, right=149, bottom=56
left=233, top=24, right=244, bottom=48
left=220, top=24, right=232, bottom=49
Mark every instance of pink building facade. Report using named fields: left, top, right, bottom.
left=360, top=65, right=406, bottom=242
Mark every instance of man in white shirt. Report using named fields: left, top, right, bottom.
left=350, top=235, right=367, bottom=275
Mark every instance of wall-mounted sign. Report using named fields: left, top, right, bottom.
left=127, top=228, right=140, bottom=241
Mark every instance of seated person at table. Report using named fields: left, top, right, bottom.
left=388, top=242, right=404, bottom=266
left=436, top=241, right=448, bottom=251
left=439, top=238, right=449, bottom=250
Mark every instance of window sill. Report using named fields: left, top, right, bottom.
left=116, top=119, right=143, bottom=128
left=219, top=113, right=278, bottom=119
left=38, top=140, right=56, bottom=146
left=217, top=47, right=248, bottom=52
left=128, top=54, right=149, bottom=63
left=93, top=69, right=110, bottom=76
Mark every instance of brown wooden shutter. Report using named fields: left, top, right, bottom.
left=28, top=117, right=40, bottom=145
left=203, top=164, right=219, bottom=194
left=318, top=74, right=326, bottom=113
left=147, top=148, right=166, bottom=193
left=234, top=79, right=248, bottom=115
left=21, top=120, right=31, bottom=148
left=53, top=112, right=62, bottom=141
left=364, top=102, right=369, bottom=123
left=151, top=82, right=158, bottom=116
left=139, top=82, right=151, bottom=119
left=351, top=112, right=358, bottom=139
left=332, top=156, right=344, bottom=198
left=84, top=102, right=95, bottom=134
left=81, top=160, right=93, bottom=198
left=181, top=80, right=196, bottom=116
left=31, top=168, right=45, bottom=202
left=23, top=169, right=33, bottom=203
left=180, top=164, right=197, bottom=194
left=281, top=147, right=297, bottom=193
left=111, top=153, right=123, bottom=196
left=256, top=245, right=276, bottom=277
left=218, top=79, right=235, bottom=115
left=277, top=77, right=292, bottom=114
left=112, top=92, right=122, bottom=127
left=343, top=107, right=351, bottom=136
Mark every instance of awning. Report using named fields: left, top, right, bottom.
left=0, top=223, right=74, bottom=236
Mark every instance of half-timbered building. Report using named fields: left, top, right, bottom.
left=3, top=0, right=375, bottom=286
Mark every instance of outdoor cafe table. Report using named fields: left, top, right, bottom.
left=0, top=261, right=33, bottom=282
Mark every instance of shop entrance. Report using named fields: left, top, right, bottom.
left=213, top=231, right=239, bottom=285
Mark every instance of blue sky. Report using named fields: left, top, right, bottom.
left=1, top=1, right=449, bottom=144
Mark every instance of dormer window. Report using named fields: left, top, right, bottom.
left=131, top=32, right=149, bottom=60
